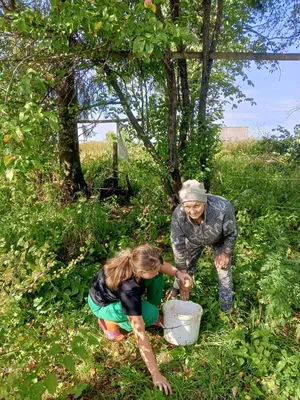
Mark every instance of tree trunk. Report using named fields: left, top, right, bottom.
left=164, top=49, right=182, bottom=199
left=57, top=62, right=88, bottom=197
left=198, top=0, right=223, bottom=191
left=198, top=0, right=212, bottom=121
left=170, top=0, right=192, bottom=164
left=178, top=44, right=192, bottom=167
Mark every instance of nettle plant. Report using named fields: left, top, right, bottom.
left=0, top=312, right=101, bottom=400
left=258, top=245, right=300, bottom=326
left=230, top=327, right=300, bottom=399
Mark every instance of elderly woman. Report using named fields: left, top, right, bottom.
left=171, top=180, right=238, bottom=312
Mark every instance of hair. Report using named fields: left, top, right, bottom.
left=104, top=244, right=163, bottom=290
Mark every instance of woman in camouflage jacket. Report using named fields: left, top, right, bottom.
left=171, top=180, right=238, bottom=312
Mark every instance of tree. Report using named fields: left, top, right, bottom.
left=1, top=0, right=299, bottom=202
left=56, top=45, right=89, bottom=196
left=92, top=0, right=299, bottom=198
left=0, top=0, right=89, bottom=196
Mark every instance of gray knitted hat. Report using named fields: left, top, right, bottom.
left=179, top=180, right=207, bottom=203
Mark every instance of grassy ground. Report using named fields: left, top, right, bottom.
left=1, top=140, right=300, bottom=400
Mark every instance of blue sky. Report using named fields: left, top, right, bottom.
left=221, top=60, right=300, bottom=138
left=82, top=59, right=299, bottom=142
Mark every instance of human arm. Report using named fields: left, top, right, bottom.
left=160, top=261, right=193, bottom=288
left=128, top=315, right=172, bottom=395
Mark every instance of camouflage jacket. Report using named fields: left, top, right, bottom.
left=171, top=194, right=238, bottom=270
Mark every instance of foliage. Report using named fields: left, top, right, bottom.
left=1, top=0, right=298, bottom=199
left=1, top=0, right=299, bottom=396
left=0, top=70, right=58, bottom=182
left=258, top=246, right=300, bottom=326
left=255, top=125, right=300, bottom=165
left=1, top=139, right=300, bottom=399
left=181, top=123, right=222, bottom=183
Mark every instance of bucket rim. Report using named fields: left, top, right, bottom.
left=162, top=299, right=203, bottom=317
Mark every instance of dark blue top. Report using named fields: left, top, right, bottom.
left=89, top=268, right=145, bottom=316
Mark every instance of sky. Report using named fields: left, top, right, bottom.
left=220, top=60, right=300, bottom=138
left=81, top=59, right=300, bottom=142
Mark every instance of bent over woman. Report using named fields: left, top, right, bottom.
left=171, top=180, right=238, bottom=311
left=88, top=244, right=192, bottom=395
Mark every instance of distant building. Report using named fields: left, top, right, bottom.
left=220, top=126, right=248, bottom=141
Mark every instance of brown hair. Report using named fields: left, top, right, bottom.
left=104, top=244, right=163, bottom=290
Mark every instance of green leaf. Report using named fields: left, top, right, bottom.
left=52, top=40, right=61, bottom=51
left=16, top=19, right=27, bottom=32
left=133, top=38, right=146, bottom=54
left=20, top=75, right=31, bottom=94
left=71, top=383, right=89, bottom=398
left=71, top=335, right=84, bottom=347
left=78, top=328, right=89, bottom=336
left=145, top=42, right=154, bottom=54
left=238, top=357, right=245, bottom=366
left=276, top=359, right=286, bottom=372
left=43, top=373, right=58, bottom=395
left=87, top=334, right=99, bottom=346
left=47, top=343, right=63, bottom=356
left=35, top=77, right=47, bottom=93
left=170, top=346, right=186, bottom=359
left=71, top=285, right=79, bottom=295
left=63, top=355, right=76, bottom=374
left=72, top=346, right=86, bottom=359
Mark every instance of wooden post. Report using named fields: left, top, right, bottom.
left=112, top=141, right=118, bottom=189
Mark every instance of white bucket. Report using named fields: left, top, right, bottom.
left=162, top=300, right=203, bottom=346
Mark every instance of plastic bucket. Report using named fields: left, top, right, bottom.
left=162, top=300, right=203, bottom=346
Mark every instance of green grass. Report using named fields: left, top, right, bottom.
left=1, top=139, right=300, bottom=399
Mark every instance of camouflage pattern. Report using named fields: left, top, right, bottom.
left=171, top=194, right=238, bottom=311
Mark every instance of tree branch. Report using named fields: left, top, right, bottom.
left=245, top=26, right=297, bottom=42
left=103, top=64, right=158, bottom=161
left=210, top=0, right=223, bottom=53
left=198, top=0, right=211, bottom=120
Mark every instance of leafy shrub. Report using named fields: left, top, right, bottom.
left=258, top=245, right=300, bottom=326
left=252, top=125, right=300, bottom=166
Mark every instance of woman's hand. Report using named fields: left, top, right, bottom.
left=214, top=253, right=230, bottom=269
left=159, top=262, right=193, bottom=301
left=177, top=270, right=193, bottom=301
left=152, top=371, right=172, bottom=395
left=179, top=280, right=191, bottom=301
left=176, top=270, right=193, bottom=288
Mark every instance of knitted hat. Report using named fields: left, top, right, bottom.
left=179, top=180, right=207, bottom=203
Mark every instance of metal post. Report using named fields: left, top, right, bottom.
left=112, top=141, right=118, bottom=189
